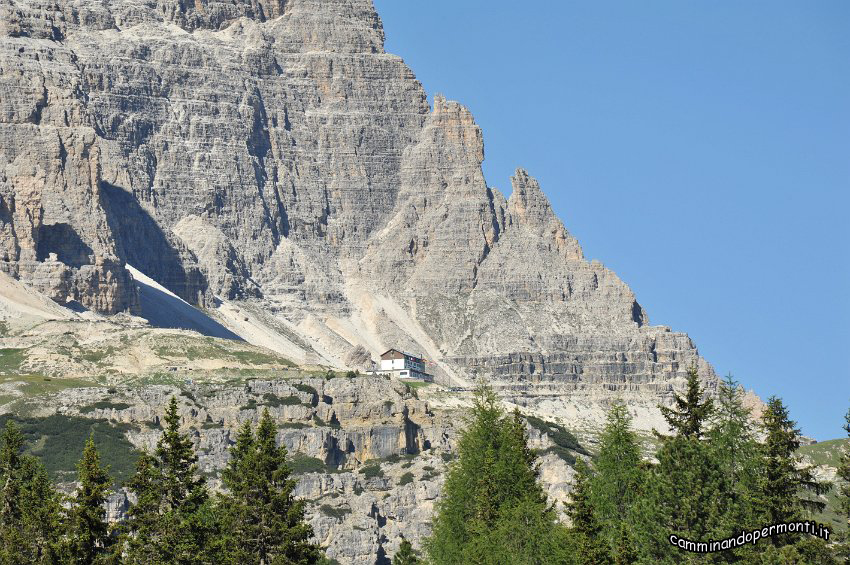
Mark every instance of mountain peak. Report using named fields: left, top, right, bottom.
left=427, top=94, right=485, bottom=165
left=508, top=168, right=551, bottom=222
left=0, top=1, right=723, bottom=561
left=507, top=168, right=583, bottom=261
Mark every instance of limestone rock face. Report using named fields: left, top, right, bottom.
left=5, top=376, right=584, bottom=565
left=1, top=0, right=717, bottom=405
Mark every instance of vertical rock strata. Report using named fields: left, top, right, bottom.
left=0, top=1, right=716, bottom=392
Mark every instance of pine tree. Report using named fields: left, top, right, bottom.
left=121, top=397, right=215, bottom=564
left=659, top=365, right=714, bottom=440
left=68, top=434, right=113, bottom=564
left=219, top=409, right=320, bottom=564
left=565, top=459, right=610, bottom=565
left=393, top=538, right=420, bottom=565
left=0, top=420, right=63, bottom=564
left=426, top=385, right=563, bottom=564
left=757, top=396, right=830, bottom=547
left=589, top=401, right=643, bottom=557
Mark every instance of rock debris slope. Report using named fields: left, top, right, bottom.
left=0, top=0, right=716, bottom=400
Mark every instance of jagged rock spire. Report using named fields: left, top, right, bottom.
left=508, top=168, right=583, bottom=261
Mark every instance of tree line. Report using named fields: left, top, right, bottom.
left=1, top=372, right=849, bottom=564
left=0, top=397, right=323, bottom=564
left=420, top=369, right=850, bottom=564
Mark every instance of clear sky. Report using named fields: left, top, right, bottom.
left=373, top=0, right=850, bottom=440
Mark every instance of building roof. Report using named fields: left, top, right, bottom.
left=380, top=349, right=423, bottom=361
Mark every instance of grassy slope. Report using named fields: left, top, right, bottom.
left=799, top=438, right=849, bottom=468
left=0, top=414, right=139, bottom=485
left=798, top=438, right=849, bottom=535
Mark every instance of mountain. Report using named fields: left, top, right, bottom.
left=1, top=0, right=716, bottom=425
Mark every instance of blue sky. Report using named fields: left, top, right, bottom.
left=373, top=0, right=850, bottom=440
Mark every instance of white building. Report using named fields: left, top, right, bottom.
left=371, top=349, right=433, bottom=382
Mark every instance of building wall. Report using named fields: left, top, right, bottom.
left=371, top=366, right=433, bottom=383
left=380, top=356, right=425, bottom=372
left=380, top=358, right=407, bottom=371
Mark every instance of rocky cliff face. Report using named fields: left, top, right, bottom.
left=1, top=0, right=716, bottom=405
left=4, top=374, right=584, bottom=564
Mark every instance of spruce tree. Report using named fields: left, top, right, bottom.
left=836, top=406, right=850, bottom=563
left=68, top=434, right=113, bottom=564
left=565, top=459, right=610, bottom=565
left=589, top=401, right=644, bottom=554
left=757, top=537, right=840, bottom=565
left=219, top=409, right=320, bottom=564
left=757, top=396, right=829, bottom=547
left=20, top=459, right=64, bottom=564
left=426, top=385, right=563, bottom=564
left=157, top=396, right=206, bottom=512
left=392, top=538, right=420, bottom=565
left=0, top=420, right=26, bottom=558
left=121, top=397, right=215, bottom=564
left=658, top=365, right=714, bottom=440
left=611, top=523, right=638, bottom=565
left=0, top=420, right=63, bottom=564
left=426, top=386, right=509, bottom=562
left=839, top=407, right=850, bottom=526
left=636, top=370, right=725, bottom=562
left=120, top=452, right=163, bottom=563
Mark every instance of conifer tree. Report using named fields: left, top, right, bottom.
left=590, top=401, right=644, bottom=554
left=219, top=409, right=320, bottom=564
left=426, top=385, right=563, bottom=564
left=835, top=406, right=850, bottom=563
left=756, top=396, right=829, bottom=547
left=392, top=538, right=420, bottom=565
left=757, top=537, right=841, bottom=565
left=611, top=523, right=638, bottom=565
left=565, top=459, right=610, bottom=565
left=68, top=434, right=113, bottom=564
left=486, top=491, right=572, bottom=564
left=659, top=365, right=714, bottom=440
left=636, top=369, right=725, bottom=562
left=20, top=459, right=64, bottom=564
left=702, top=375, right=763, bottom=562
left=157, top=397, right=206, bottom=512
left=0, top=420, right=63, bottom=564
left=708, top=375, right=760, bottom=511
left=637, top=435, right=726, bottom=562
left=839, top=407, right=850, bottom=526
left=120, top=452, right=162, bottom=563
left=121, top=397, right=215, bottom=564
left=0, top=420, right=27, bottom=560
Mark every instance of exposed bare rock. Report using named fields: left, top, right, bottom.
left=2, top=375, right=589, bottom=564
left=172, top=214, right=260, bottom=299
left=344, top=344, right=374, bottom=371
left=0, top=8, right=728, bottom=552
left=0, top=0, right=716, bottom=400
